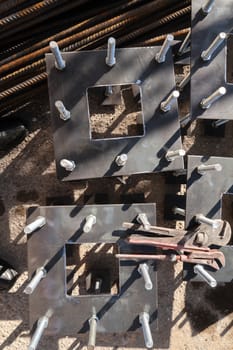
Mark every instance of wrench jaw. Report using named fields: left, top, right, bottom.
left=181, top=250, right=226, bottom=270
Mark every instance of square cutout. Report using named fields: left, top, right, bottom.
left=87, top=84, right=144, bottom=139
left=65, top=243, right=119, bottom=296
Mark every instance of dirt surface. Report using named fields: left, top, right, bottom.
left=0, top=64, right=233, bottom=350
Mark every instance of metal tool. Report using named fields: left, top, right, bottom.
left=139, top=312, right=153, bottom=348
left=116, top=221, right=230, bottom=269
left=123, top=220, right=231, bottom=248
left=24, top=216, right=46, bottom=234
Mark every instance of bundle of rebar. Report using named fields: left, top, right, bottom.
left=0, top=0, right=191, bottom=117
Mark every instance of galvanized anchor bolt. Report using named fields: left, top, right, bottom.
left=137, top=213, right=151, bottom=230
left=24, top=216, right=46, bottom=234
left=139, top=312, right=154, bottom=349
left=83, top=214, right=96, bottom=233
left=180, top=113, right=192, bottom=128
left=173, top=207, right=185, bottom=217
left=197, top=163, right=222, bottom=175
left=60, top=159, right=75, bottom=172
left=138, top=263, right=153, bottom=291
left=201, top=32, right=227, bottom=61
left=160, top=90, right=180, bottom=112
left=105, top=37, right=116, bottom=67
left=88, top=315, right=98, bottom=350
left=212, top=119, right=229, bottom=128
left=177, top=73, right=191, bottom=91
left=105, top=85, right=113, bottom=96
left=195, top=214, right=221, bottom=229
left=49, top=41, right=66, bottom=70
left=194, top=264, right=217, bottom=288
left=155, top=34, right=174, bottom=63
left=23, top=267, right=46, bottom=295
left=178, top=29, right=191, bottom=56
left=200, top=87, right=226, bottom=109
left=202, top=0, right=215, bottom=14
left=165, top=149, right=185, bottom=162
left=28, top=315, right=49, bottom=350
left=55, top=100, right=71, bottom=121
left=115, top=153, right=128, bottom=167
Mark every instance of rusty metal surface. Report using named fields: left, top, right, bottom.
left=46, top=47, right=184, bottom=181
left=190, top=0, right=233, bottom=120
left=27, top=204, right=158, bottom=341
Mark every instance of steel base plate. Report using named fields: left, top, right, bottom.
left=185, top=156, right=233, bottom=228
left=27, top=204, right=157, bottom=341
left=183, top=246, right=233, bottom=282
left=191, top=0, right=233, bottom=120
left=46, top=47, right=183, bottom=181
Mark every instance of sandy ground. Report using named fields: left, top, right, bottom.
left=0, top=74, right=233, bottom=350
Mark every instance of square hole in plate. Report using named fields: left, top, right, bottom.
left=87, top=84, right=144, bottom=139
left=65, top=243, right=119, bottom=296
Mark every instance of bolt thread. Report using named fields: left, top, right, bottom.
left=24, top=268, right=46, bottom=294
left=197, top=163, right=222, bottom=174
left=201, top=87, right=226, bottom=108
left=139, top=313, right=153, bottom=348
left=202, top=0, right=215, bottom=14
left=29, top=316, right=48, bottom=350
left=194, top=264, right=217, bottom=288
left=201, top=33, right=226, bottom=60
left=139, top=264, right=153, bottom=290
left=178, top=29, right=191, bottom=55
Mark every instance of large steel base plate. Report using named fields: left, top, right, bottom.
left=26, top=204, right=157, bottom=343
left=191, top=0, right=233, bottom=120
left=46, top=47, right=183, bottom=181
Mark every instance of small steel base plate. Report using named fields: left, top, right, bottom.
left=191, top=0, right=233, bottom=120
left=27, top=204, right=157, bottom=341
left=185, top=156, right=233, bottom=227
left=46, top=47, right=183, bottom=181
left=183, top=246, right=233, bottom=282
